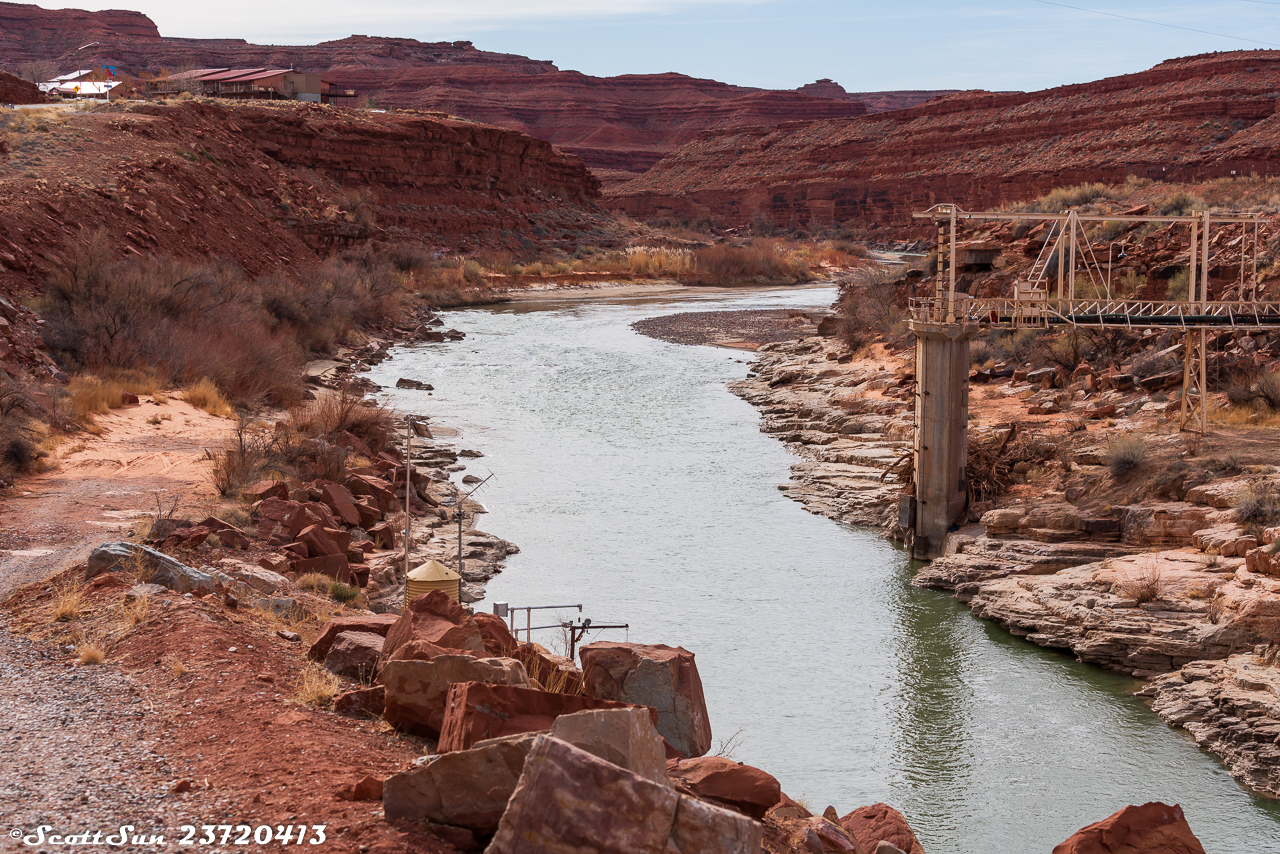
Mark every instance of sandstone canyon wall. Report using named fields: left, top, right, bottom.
left=0, top=2, right=946, bottom=178
left=0, top=100, right=610, bottom=299
left=606, top=51, right=1280, bottom=229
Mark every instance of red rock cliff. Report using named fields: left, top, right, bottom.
left=605, top=51, right=1280, bottom=229
left=0, top=1, right=159, bottom=62
left=0, top=100, right=608, bottom=299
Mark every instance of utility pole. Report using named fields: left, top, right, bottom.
left=403, top=416, right=432, bottom=578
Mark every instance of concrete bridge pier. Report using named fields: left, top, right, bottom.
left=908, top=320, right=980, bottom=560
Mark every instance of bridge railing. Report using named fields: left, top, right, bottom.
left=909, top=296, right=1280, bottom=329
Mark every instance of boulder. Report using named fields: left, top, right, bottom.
left=320, top=483, right=362, bottom=527
left=437, top=682, right=652, bottom=752
left=382, top=655, right=531, bottom=738
left=474, top=611, right=519, bottom=655
left=160, top=525, right=211, bottom=550
left=125, top=582, right=168, bottom=600
left=217, top=559, right=287, bottom=594
left=666, top=756, right=781, bottom=820
left=85, top=543, right=217, bottom=595
left=839, top=803, right=925, bottom=854
left=580, top=642, right=711, bottom=758
left=383, top=732, right=539, bottom=831
left=246, top=480, right=289, bottom=501
left=197, top=517, right=251, bottom=550
left=385, top=638, right=471, bottom=665
left=308, top=613, right=399, bottom=662
left=324, top=631, right=385, bottom=682
left=548, top=707, right=670, bottom=785
left=334, top=685, right=385, bottom=716
left=488, top=735, right=759, bottom=854
left=379, top=589, right=485, bottom=665
left=1051, top=802, right=1206, bottom=854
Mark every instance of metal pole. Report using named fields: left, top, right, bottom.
left=457, top=501, right=464, bottom=582
left=403, top=419, right=412, bottom=578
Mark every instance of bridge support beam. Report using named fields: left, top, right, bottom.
left=908, top=320, right=980, bottom=560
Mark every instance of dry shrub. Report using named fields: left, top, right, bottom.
left=1114, top=566, right=1164, bottom=603
left=52, top=581, right=86, bottom=622
left=120, top=594, right=148, bottom=627
left=681, top=242, right=813, bottom=287
left=182, top=378, right=233, bottom=417
left=293, top=664, right=341, bottom=707
left=76, top=643, right=105, bottom=665
left=1235, top=482, right=1280, bottom=527
left=1107, top=434, right=1148, bottom=478
left=167, top=655, right=189, bottom=676
left=835, top=264, right=905, bottom=340
left=288, top=384, right=394, bottom=452
left=625, top=246, right=693, bottom=277
left=1207, top=592, right=1229, bottom=625
left=66, top=375, right=126, bottom=419
left=967, top=427, right=1058, bottom=503
left=328, top=581, right=361, bottom=605
left=296, top=573, right=332, bottom=593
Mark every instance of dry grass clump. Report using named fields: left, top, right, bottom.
left=76, top=643, right=105, bottom=665
left=166, top=655, right=190, bottom=676
left=51, top=581, right=86, bottom=622
left=625, top=246, right=694, bottom=277
left=66, top=375, right=126, bottom=420
left=296, top=573, right=332, bottom=594
left=1107, top=434, right=1148, bottom=478
left=289, top=385, right=394, bottom=441
left=328, top=581, right=362, bottom=605
left=1114, top=566, right=1165, bottom=603
left=120, top=594, right=149, bottom=627
left=293, top=664, right=341, bottom=707
left=182, top=378, right=233, bottom=416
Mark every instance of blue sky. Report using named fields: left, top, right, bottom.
left=47, top=1, right=1280, bottom=92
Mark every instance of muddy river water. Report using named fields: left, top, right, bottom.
left=370, top=285, right=1280, bottom=853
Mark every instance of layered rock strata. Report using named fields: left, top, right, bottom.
left=729, top=337, right=914, bottom=530
left=608, top=50, right=1280, bottom=228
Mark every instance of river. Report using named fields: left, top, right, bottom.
left=369, top=285, right=1280, bottom=853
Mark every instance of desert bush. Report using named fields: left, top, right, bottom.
left=681, top=242, right=814, bottom=287
left=1234, top=482, right=1280, bottom=526
left=626, top=246, right=693, bottom=277
left=1114, top=566, right=1164, bottom=603
left=296, top=573, right=333, bottom=594
left=1227, top=370, right=1280, bottom=412
left=1165, top=267, right=1191, bottom=301
left=969, top=340, right=994, bottom=366
left=66, top=375, right=126, bottom=419
left=1106, top=434, right=1148, bottom=477
left=182, top=378, right=233, bottom=416
left=1129, top=348, right=1178, bottom=379
left=1030, top=182, right=1110, bottom=212
left=288, top=384, right=394, bottom=452
left=1046, top=330, right=1090, bottom=370
left=328, top=581, right=361, bottom=605
left=1156, top=191, right=1205, bottom=217
left=836, top=264, right=905, bottom=339
left=52, top=581, right=86, bottom=622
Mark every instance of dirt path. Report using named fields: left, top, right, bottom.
left=0, top=397, right=228, bottom=597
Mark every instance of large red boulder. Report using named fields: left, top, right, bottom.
left=666, top=755, right=782, bottom=820
left=436, top=681, right=654, bottom=752
left=1052, top=802, right=1206, bottom=854
left=487, top=735, right=760, bottom=854
left=580, top=641, right=711, bottom=758
left=308, top=613, right=399, bottom=662
left=382, top=655, right=530, bottom=738
left=379, top=589, right=485, bottom=666
left=473, top=612, right=519, bottom=656
left=839, top=803, right=925, bottom=854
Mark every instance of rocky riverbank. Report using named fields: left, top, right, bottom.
left=720, top=323, right=1280, bottom=802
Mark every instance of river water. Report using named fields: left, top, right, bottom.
left=369, top=285, right=1280, bottom=853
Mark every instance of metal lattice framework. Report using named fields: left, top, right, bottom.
left=911, top=204, right=1280, bottom=433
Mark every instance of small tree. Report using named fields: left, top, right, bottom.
left=18, top=59, right=58, bottom=85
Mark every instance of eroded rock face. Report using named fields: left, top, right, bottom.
left=381, top=655, right=530, bottom=738
left=580, top=641, right=712, bottom=758
left=838, top=803, right=925, bottom=854
left=1051, top=802, right=1206, bottom=854
left=488, top=735, right=760, bottom=854
left=665, top=756, right=782, bottom=820
left=1148, top=654, right=1280, bottom=798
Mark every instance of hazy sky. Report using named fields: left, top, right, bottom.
left=43, top=0, right=1280, bottom=91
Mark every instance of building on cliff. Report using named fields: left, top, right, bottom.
left=148, top=67, right=356, bottom=104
